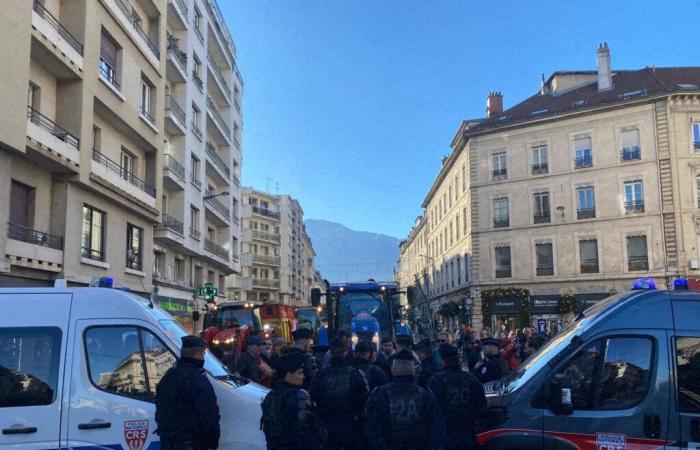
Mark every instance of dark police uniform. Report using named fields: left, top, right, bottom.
left=156, top=336, right=220, bottom=450
left=474, top=353, right=510, bottom=384
left=261, top=353, right=325, bottom=450
left=364, top=350, right=445, bottom=450
left=415, top=339, right=441, bottom=388
left=310, top=353, right=370, bottom=450
left=427, top=345, right=486, bottom=450
left=351, top=356, right=389, bottom=391
left=287, top=328, right=319, bottom=389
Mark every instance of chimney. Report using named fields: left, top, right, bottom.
left=597, top=42, right=612, bottom=92
left=486, top=91, right=503, bottom=118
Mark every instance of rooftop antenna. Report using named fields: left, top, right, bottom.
left=275, top=181, right=280, bottom=195
left=263, top=177, right=275, bottom=194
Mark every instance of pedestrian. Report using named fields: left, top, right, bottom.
left=155, top=336, right=220, bottom=450
left=234, top=336, right=262, bottom=383
left=261, top=352, right=326, bottom=450
left=270, top=337, right=287, bottom=364
left=310, top=337, right=369, bottom=450
left=364, top=349, right=446, bottom=450
left=321, top=330, right=353, bottom=369
left=375, top=336, right=395, bottom=375
left=461, top=328, right=482, bottom=372
left=415, top=338, right=441, bottom=388
left=284, top=327, right=319, bottom=389
left=473, top=337, right=510, bottom=383
left=351, top=340, right=389, bottom=390
left=385, top=334, right=420, bottom=375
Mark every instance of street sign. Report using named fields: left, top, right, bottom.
left=198, top=283, right=218, bottom=302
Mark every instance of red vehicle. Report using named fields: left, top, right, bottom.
left=259, top=303, right=297, bottom=342
left=202, top=301, right=262, bottom=368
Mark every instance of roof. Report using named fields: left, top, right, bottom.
left=469, top=67, right=700, bottom=135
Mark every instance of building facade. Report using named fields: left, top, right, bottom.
left=0, top=0, right=242, bottom=333
left=228, top=188, right=317, bottom=306
left=397, top=44, right=700, bottom=332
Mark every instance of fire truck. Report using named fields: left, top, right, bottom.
left=259, top=303, right=297, bottom=342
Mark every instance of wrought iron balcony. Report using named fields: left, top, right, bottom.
left=191, top=173, right=202, bottom=189
left=205, top=238, right=229, bottom=260
left=234, top=98, right=241, bottom=113
left=206, top=97, right=231, bottom=138
left=533, top=212, right=551, bottom=224
left=252, top=278, right=280, bottom=289
left=99, top=58, right=120, bottom=90
left=27, top=106, right=80, bottom=150
left=234, top=136, right=241, bottom=150
left=252, top=206, right=280, bottom=220
left=190, top=227, right=201, bottom=240
left=163, top=154, right=185, bottom=181
left=191, top=121, right=203, bottom=141
left=624, top=200, right=645, bottom=214
left=536, top=265, right=554, bottom=276
left=204, top=189, right=230, bottom=218
left=577, top=208, right=596, bottom=219
left=531, top=163, right=548, bottom=175
left=621, top=146, right=641, bottom=161
left=32, top=0, right=83, bottom=55
left=206, top=142, right=231, bottom=179
left=252, top=230, right=281, bottom=243
left=192, top=71, right=204, bottom=92
left=7, top=222, right=63, bottom=250
left=207, top=56, right=231, bottom=98
left=155, top=214, right=184, bottom=235
left=628, top=255, right=649, bottom=271
left=167, top=34, right=187, bottom=72
left=92, top=148, right=156, bottom=197
left=574, top=155, right=593, bottom=169
left=252, top=254, right=281, bottom=266
left=495, top=268, right=511, bottom=278
left=172, top=0, right=188, bottom=21
left=493, top=218, right=509, bottom=228
left=166, top=95, right=186, bottom=126
left=114, top=0, right=159, bottom=58
left=232, top=174, right=240, bottom=187
left=580, top=261, right=599, bottom=274
left=492, top=168, right=507, bottom=180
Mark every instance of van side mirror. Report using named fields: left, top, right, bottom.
left=406, top=286, right=415, bottom=305
left=311, top=288, right=321, bottom=307
left=192, top=311, right=200, bottom=322
left=549, top=373, right=573, bottom=415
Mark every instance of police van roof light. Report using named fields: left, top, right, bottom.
left=673, top=278, right=689, bottom=290
left=631, top=277, right=656, bottom=290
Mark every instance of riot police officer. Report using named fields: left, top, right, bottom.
left=351, top=340, right=389, bottom=390
left=427, top=344, right=486, bottom=450
left=261, top=352, right=326, bottom=450
left=155, top=336, right=220, bottom=450
left=474, top=337, right=510, bottom=383
left=415, top=338, right=441, bottom=388
left=310, top=337, right=369, bottom=450
left=285, top=327, right=319, bottom=389
left=364, top=349, right=445, bottom=450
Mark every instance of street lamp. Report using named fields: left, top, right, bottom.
left=204, top=191, right=230, bottom=200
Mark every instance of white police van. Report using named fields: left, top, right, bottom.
left=0, top=281, right=268, bottom=450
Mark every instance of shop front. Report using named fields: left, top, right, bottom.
left=530, top=295, right=562, bottom=334
left=485, top=297, right=525, bottom=332
left=154, top=294, right=196, bottom=333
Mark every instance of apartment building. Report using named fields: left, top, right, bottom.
left=397, top=44, right=700, bottom=331
left=0, top=0, right=241, bottom=333
left=228, top=188, right=317, bottom=307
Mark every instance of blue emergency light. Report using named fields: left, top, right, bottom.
left=90, top=277, right=114, bottom=288
left=673, top=278, right=689, bottom=290
left=631, top=277, right=656, bottom=290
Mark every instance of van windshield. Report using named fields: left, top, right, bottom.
left=158, top=319, right=230, bottom=378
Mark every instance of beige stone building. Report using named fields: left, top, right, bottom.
left=398, top=44, right=700, bottom=332
left=0, top=0, right=242, bottom=333
left=228, top=188, right=318, bottom=306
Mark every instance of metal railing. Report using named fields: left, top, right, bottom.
left=32, top=0, right=83, bottom=55
left=252, top=230, right=281, bottom=243
left=577, top=208, right=596, bottom=219
left=628, top=256, right=649, bottom=271
left=495, top=268, right=511, bottom=278
left=531, top=163, right=548, bottom=175
left=139, top=106, right=155, bottom=125
left=92, top=148, right=156, bottom=197
left=232, top=174, right=240, bottom=187
left=166, top=95, right=186, bottom=125
left=234, top=136, right=241, bottom=150
left=533, top=212, right=551, bottom=224
left=574, top=155, right=593, bottom=169
left=621, top=146, right=641, bottom=161
left=190, top=227, right=201, bottom=240
left=192, top=71, right=204, bottom=91
left=206, top=97, right=231, bottom=138
left=99, top=58, right=120, bottom=90
left=252, top=254, right=281, bottom=266
left=172, top=0, right=188, bottom=20
left=493, top=218, right=509, bottom=228
left=114, top=0, right=160, bottom=58
left=234, top=98, right=241, bottom=113
left=194, top=25, right=204, bottom=44
left=624, top=200, right=645, bottom=214
left=232, top=253, right=240, bottom=263
left=27, top=106, right=80, bottom=150
left=191, top=173, right=202, bottom=189
left=204, top=189, right=230, bottom=218
left=252, top=206, right=280, bottom=220
left=536, top=265, right=554, bottom=276
left=205, top=238, right=229, bottom=260
left=232, top=214, right=240, bottom=225
left=82, top=246, right=105, bottom=261
left=167, top=35, right=187, bottom=72
left=191, top=122, right=203, bottom=141
left=580, top=262, right=599, bottom=274
left=7, top=222, right=63, bottom=250
left=207, top=56, right=231, bottom=98
left=492, top=168, right=507, bottom=179
left=205, top=0, right=236, bottom=57
left=252, top=278, right=280, bottom=289
left=163, top=154, right=185, bottom=181
left=205, top=142, right=231, bottom=178
left=155, top=214, right=184, bottom=235
left=694, top=141, right=700, bottom=151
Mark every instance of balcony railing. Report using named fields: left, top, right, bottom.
left=252, top=278, right=280, bottom=289
left=234, top=98, right=241, bottom=113
left=536, top=265, right=554, bottom=276
left=232, top=174, right=240, bottom=187
left=205, top=0, right=236, bottom=57
left=232, top=213, right=240, bottom=225
left=252, top=206, right=281, bottom=220
left=207, top=56, right=231, bottom=98
left=252, top=254, right=281, bottom=266
left=190, top=227, right=201, bottom=240
left=167, top=35, right=187, bottom=72
left=166, top=95, right=186, bottom=126
left=628, top=255, right=649, bottom=271
left=533, top=212, right=551, bottom=224
left=207, top=97, right=231, bottom=138
left=194, top=25, right=204, bottom=44
left=7, top=222, right=63, bottom=250
left=574, top=155, right=593, bottom=169
left=205, top=238, right=229, bottom=260
left=234, top=136, right=241, bottom=150
left=492, top=168, right=507, bottom=180
left=206, top=142, right=231, bottom=178
left=191, top=122, right=203, bottom=141
left=92, top=148, right=156, bottom=197
left=577, top=208, right=596, bottom=219
left=625, top=200, right=645, bottom=214
left=232, top=253, right=240, bottom=263
left=621, top=146, right=641, bottom=161
left=163, top=154, right=185, bottom=181
left=155, top=214, right=184, bottom=235
left=493, top=218, right=509, bottom=228
left=495, top=268, right=511, bottom=278
left=205, top=189, right=230, bottom=218
left=172, top=0, right=188, bottom=21
left=531, top=163, right=548, bottom=175
left=580, top=261, right=599, bottom=274
left=192, top=71, right=204, bottom=91
left=114, top=0, right=160, bottom=58
left=99, top=58, right=120, bottom=90
left=252, top=230, right=281, bottom=243
left=27, top=106, right=80, bottom=150
left=82, top=246, right=105, bottom=261
left=32, top=0, right=83, bottom=55
left=139, top=106, right=155, bottom=125
left=191, top=173, right=202, bottom=189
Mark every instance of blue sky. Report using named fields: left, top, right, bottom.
left=220, top=1, right=698, bottom=238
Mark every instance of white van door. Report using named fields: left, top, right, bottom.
left=66, top=319, right=178, bottom=450
left=0, top=293, right=71, bottom=450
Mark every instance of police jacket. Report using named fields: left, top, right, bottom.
left=474, top=354, right=509, bottom=384
left=260, top=381, right=325, bottom=450
left=284, top=347, right=319, bottom=389
left=310, top=356, right=369, bottom=421
left=416, top=356, right=441, bottom=388
left=350, top=356, right=390, bottom=391
left=234, top=351, right=261, bottom=383
left=426, top=365, right=486, bottom=445
left=385, top=352, right=421, bottom=380
left=155, top=357, right=220, bottom=450
left=364, top=375, right=446, bottom=450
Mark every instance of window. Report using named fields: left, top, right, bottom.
left=174, top=258, right=184, bottom=281
left=676, top=337, right=700, bottom=413
left=153, top=251, right=164, bottom=277
left=191, top=104, right=201, bottom=134
left=463, top=207, right=468, bottom=234
left=455, top=214, right=460, bottom=240
left=192, top=53, right=203, bottom=90
left=92, top=126, right=101, bottom=151
left=27, top=82, right=40, bottom=111
left=552, top=337, right=652, bottom=410
left=0, top=327, right=61, bottom=407
left=536, top=242, right=554, bottom=276
left=82, top=204, right=106, bottom=260
left=624, top=180, right=644, bottom=213
left=85, top=326, right=177, bottom=402
left=576, top=186, right=596, bottom=219
left=191, top=155, right=200, bottom=184
left=195, top=266, right=203, bottom=287
left=140, top=77, right=153, bottom=122
left=579, top=239, right=599, bottom=273
left=533, top=192, right=551, bottom=223
left=190, top=206, right=200, bottom=239
left=574, top=135, right=592, bottom=168
left=99, top=31, right=119, bottom=88
left=121, top=150, right=136, bottom=181
left=462, top=163, right=467, bottom=191
left=693, top=123, right=700, bottom=152
left=208, top=270, right=215, bottom=284
left=9, top=180, right=35, bottom=229
left=492, top=152, right=507, bottom=179
left=696, top=175, right=700, bottom=208
left=627, top=235, right=648, bottom=271
left=194, top=7, right=203, bottom=39
left=219, top=275, right=225, bottom=293
left=457, top=257, right=461, bottom=285
left=126, top=223, right=143, bottom=271
left=449, top=221, right=453, bottom=246
left=531, top=144, right=548, bottom=174
left=495, top=246, right=511, bottom=278
left=493, top=197, right=509, bottom=228
left=620, top=128, right=641, bottom=161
